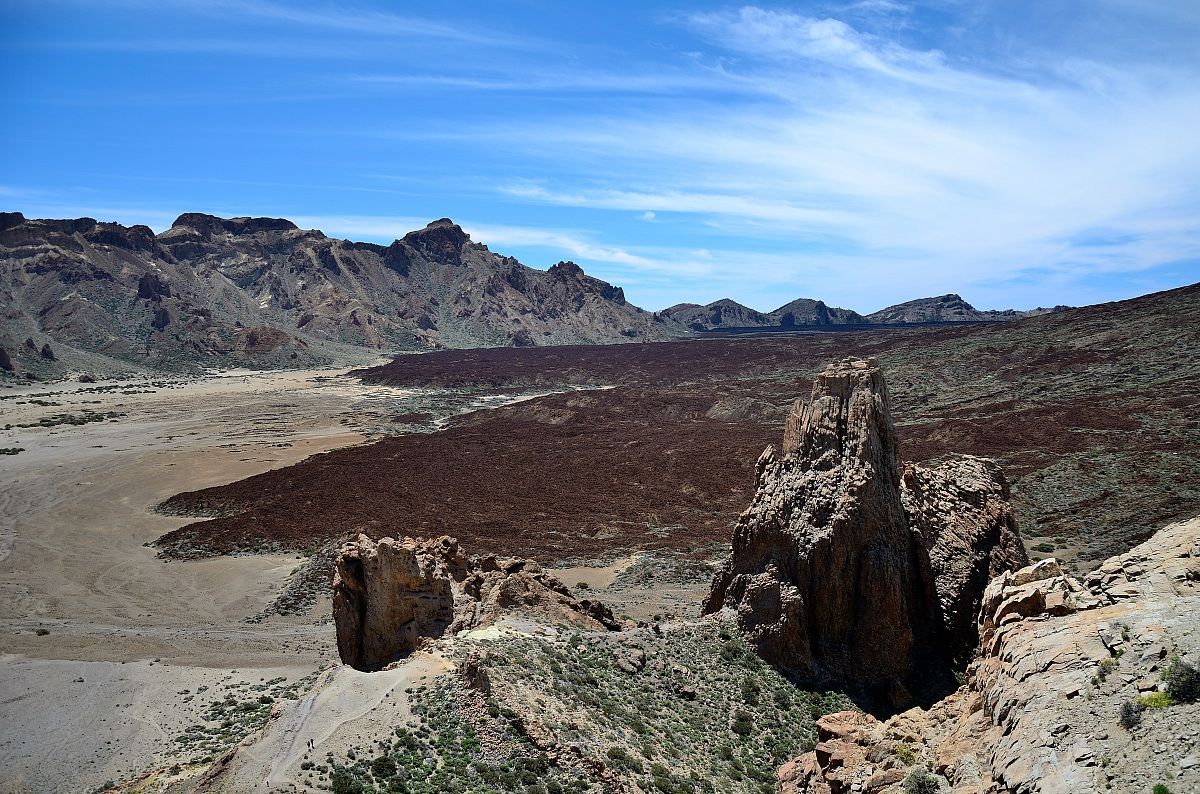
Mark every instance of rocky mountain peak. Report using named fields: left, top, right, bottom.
left=401, top=218, right=471, bottom=265
left=548, top=260, right=585, bottom=279
left=0, top=211, right=25, bottom=231
left=169, top=212, right=299, bottom=237
left=546, top=260, right=627, bottom=304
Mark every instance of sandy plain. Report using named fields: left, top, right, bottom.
left=0, top=368, right=561, bottom=793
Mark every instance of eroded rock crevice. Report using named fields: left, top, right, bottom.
left=779, top=518, right=1200, bottom=794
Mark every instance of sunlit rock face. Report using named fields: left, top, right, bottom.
left=333, top=534, right=619, bottom=672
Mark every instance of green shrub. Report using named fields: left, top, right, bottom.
left=719, top=641, right=743, bottom=662
left=902, top=768, right=940, bottom=794
left=1136, top=691, right=1172, bottom=709
left=741, top=677, right=761, bottom=706
left=1152, top=785, right=1171, bottom=794
left=331, top=768, right=365, bottom=794
left=895, top=743, right=917, bottom=766
left=1165, top=659, right=1200, bottom=703
left=371, top=755, right=397, bottom=778
left=1118, top=700, right=1143, bottom=729
left=606, top=746, right=629, bottom=762
left=731, top=711, right=753, bottom=736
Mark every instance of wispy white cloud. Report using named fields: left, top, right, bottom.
left=463, top=223, right=667, bottom=270
left=101, top=0, right=523, bottom=47
left=686, top=7, right=945, bottom=82
left=470, top=5, right=1200, bottom=306
left=500, top=184, right=856, bottom=229
left=286, top=215, right=698, bottom=275
left=344, top=71, right=726, bottom=94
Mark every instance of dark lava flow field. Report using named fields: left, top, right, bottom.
left=158, top=283, right=1200, bottom=569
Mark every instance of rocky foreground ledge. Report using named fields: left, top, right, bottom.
left=779, top=515, right=1200, bottom=794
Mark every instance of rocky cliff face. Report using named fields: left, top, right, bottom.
left=903, top=456, right=1029, bottom=667
left=0, top=212, right=681, bottom=377
left=333, top=535, right=619, bottom=671
left=778, top=516, right=1200, bottom=794
left=704, top=357, right=1027, bottom=701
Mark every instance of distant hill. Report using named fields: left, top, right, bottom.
left=865, top=293, right=1068, bottom=324
left=0, top=209, right=1077, bottom=379
left=769, top=297, right=866, bottom=327
left=0, top=212, right=683, bottom=377
left=662, top=292, right=1059, bottom=331
left=662, top=298, right=772, bottom=331
left=662, top=297, right=864, bottom=331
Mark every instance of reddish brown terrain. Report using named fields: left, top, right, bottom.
left=158, top=283, right=1200, bottom=568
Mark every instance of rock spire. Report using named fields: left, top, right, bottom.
left=704, top=357, right=1028, bottom=701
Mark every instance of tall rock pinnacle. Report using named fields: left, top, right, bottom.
left=705, top=357, right=1028, bottom=704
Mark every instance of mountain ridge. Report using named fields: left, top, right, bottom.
left=1, top=209, right=1074, bottom=379
left=662, top=292, right=1065, bottom=331
left=0, top=211, right=681, bottom=377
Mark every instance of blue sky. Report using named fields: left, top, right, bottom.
left=2, top=1, right=1199, bottom=312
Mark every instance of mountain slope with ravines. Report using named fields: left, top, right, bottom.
left=0, top=212, right=682, bottom=378
left=3, top=210, right=1079, bottom=380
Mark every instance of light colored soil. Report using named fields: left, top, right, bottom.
left=0, top=368, right=438, bottom=793
left=0, top=369, right=711, bottom=793
left=202, top=653, right=451, bottom=792
left=546, top=554, right=638, bottom=590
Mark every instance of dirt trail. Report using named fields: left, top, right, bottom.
left=202, top=653, right=452, bottom=791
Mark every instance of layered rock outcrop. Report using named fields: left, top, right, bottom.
left=333, top=535, right=619, bottom=671
left=704, top=357, right=1027, bottom=697
left=778, top=516, right=1200, bottom=794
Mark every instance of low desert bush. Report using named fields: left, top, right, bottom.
left=902, top=768, right=940, bottom=794
left=1118, top=700, right=1143, bottom=729
left=1165, top=659, right=1200, bottom=703
left=1135, top=691, right=1172, bottom=709
left=330, top=768, right=364, bottom=794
